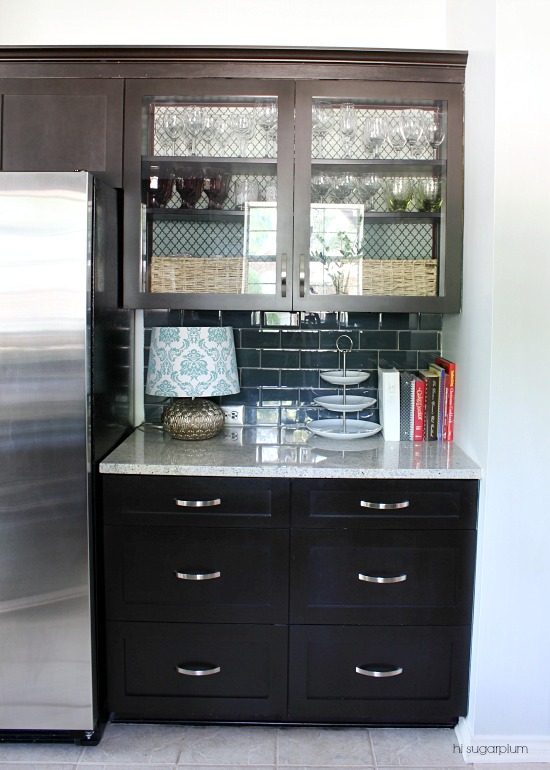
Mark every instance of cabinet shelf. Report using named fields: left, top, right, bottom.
left=147, top=208, right=245, bottom=222
left=312, top=159, right=446, bottom=175
left=143, top=156, right=277, bottom=175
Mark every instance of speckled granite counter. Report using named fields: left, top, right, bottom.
left=100, top=425, right=481, bottom=480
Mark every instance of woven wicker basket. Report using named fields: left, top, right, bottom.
left=150, top=256, right=244, bottom=293
left=362, top=259, right=438, bottom=296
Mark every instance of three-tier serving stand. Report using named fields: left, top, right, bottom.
left=306, top=335, right=382, bottom=440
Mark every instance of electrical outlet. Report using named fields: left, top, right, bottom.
left=221, top=405, right=245, bottom=425
left=221, top=426, right=243, bottom=444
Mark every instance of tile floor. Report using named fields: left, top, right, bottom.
left=0, top=722, right=546, bottom=770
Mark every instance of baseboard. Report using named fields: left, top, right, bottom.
left=455, top=717, right=550, bottom=763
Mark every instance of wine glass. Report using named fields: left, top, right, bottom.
left=387, top=117, right=407, bottom=159
left=311, top=172, right=332, bottom=203
left=212, top=115, right=232, bottom=155
left=163, top=110, right=185, bottom=155
left=357, top=173, right=382, bottom=211
left=175, top=166, right=205, bottom=209
left=424, top=111, right=446, bottom=154
left=204, top=167, right=232, bottom=210
left=332, top=172, right=357, bottom=202
left=202, top=112, right=216, bottom=156
left=400, top=112, right=424, bottom=157
left=363, top=114, right=388, bottom=159
left=183, top=107, right=205, bottom=156
left=255, top=98, right=278, bottom=157
left=311, top=100, right=334, bottom=157
left=339, top=102, right=357, bottom=158
left=230, top=111, right=256, bottom=157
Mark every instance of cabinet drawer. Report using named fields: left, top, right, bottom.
left=290, top=529, right=476, bottom=625
left=105, top=526, right=289, bottom=623
left=288, top=625, right=470, bottom=725
left=291, top=479, right=478, bottom=529
left=102, top=475, right=289, bottom=527
left=107, top=621, right=287, bottom=722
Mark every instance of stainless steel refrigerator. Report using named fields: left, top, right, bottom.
left=0, top=172, right=134, bottom=743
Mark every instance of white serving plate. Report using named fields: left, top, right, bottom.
left=320, top=370, right=370, bottom=385
left=306, top=419, right=382, bottom=440
left=314, top=395, right=376, bottom=413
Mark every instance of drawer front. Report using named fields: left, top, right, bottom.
left=288, top=624, right=471, bottom=725
left=107, top=621, right=287, bottom=722
left=105, top=526, right=289, bottom=623
left=291, top=479, right=478, bottom=529
left=102, top=475, right=289, bottom=527
left=290, top=529, right=476, bottom=625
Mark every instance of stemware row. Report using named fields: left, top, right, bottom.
left=311, top=101, right=446, bottom=159
left=311, top=172, right=443, bottom=212
left=160, top=99, right=278, bottom=158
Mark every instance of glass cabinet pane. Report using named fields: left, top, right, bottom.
left=137, top=89, right=291, bottom=306
left=294, top=84, right=457, bottom=310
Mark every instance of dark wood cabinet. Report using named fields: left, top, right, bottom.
left=102, top=473, right=477, bottom=726
left=0, top=79, right=123, bottom=188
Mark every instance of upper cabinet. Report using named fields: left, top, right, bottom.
left=0, top=79, right=124, bottom=188
left=123, top=69, right=464, bottom=313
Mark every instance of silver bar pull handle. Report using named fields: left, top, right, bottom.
left=360, top=500, right=410, bottom=510
left=299, top=253, right=305, bottom=297
left=281, top=252, right=287, bottom=298
left=176, top=664, right=221, bottom=677
left=174, top=570, right=221, bottom=581
left=356, top=664, right=403, bottom=678
left=174, top=498, right=221, bottom=508
left=358, top=573, right=407, bottom=584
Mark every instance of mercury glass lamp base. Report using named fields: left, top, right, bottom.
left=162, top=398, right=224, bottom=440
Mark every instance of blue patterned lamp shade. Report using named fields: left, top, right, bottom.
left=146, top=326, right=240, bottom=440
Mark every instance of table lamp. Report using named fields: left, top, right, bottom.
left=145, top=326, right=240, bottom=440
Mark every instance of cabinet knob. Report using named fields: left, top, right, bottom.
left=360, top=499, right=410, bottom=510
left=174, top=498, right=221, bottom=508
left=355, top=664, right=403, bottom=678
left=174, top=570, right=221, bottom=581
left=358, top=573, right=407, bottom=584
left=176, top=663, right=221, bottom=677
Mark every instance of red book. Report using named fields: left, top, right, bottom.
left=418, top=369, right=439, bottom=441
left=412, top=374, right=426, bottom=441
left=435, top=357, right=456, bottom=441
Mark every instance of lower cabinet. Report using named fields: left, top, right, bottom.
left=102, top=474, right=478, bottom=725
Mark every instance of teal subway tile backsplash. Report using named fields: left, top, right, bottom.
left=143, top=310, right=442, bottom=425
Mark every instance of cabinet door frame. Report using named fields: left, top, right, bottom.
left=293, top=79, right=464, bottom=313
left=123, top=78, right=295, bottom=310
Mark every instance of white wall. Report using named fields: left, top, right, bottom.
left=3, top=0, right=549, bottom=750
left=0, top=0, right=446, bottom=48
left=446, top=0, right=550, bottom=749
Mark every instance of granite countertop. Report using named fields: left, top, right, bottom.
left=99, top=424, right=481, bottom=480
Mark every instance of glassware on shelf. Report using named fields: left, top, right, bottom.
left=148, top=165, right=175, bottom=208
left=424, top=111, right=446, bottom=153
left=162, top=110, right=185, bottom=155
left=385, top=177, right=413, bottom=212
left=202, top=113, right=216, bottom=156
left=386, top=117, right=407, bottom=159
left=339, top=102, right=357, bottom=158
left=183, top=107, right=205, bottom=156
left=212, top=115, right=232, bottom=155
left=311, top=172, right=333, bottom=203
left=356, top=173, right=382, bottom=211
left=311, top=100, right=335, bottom=157
left=175, top=166, right=205, bottom=209
left=363, top=114, right=388, bottom=159
left=415, top=177, right=442, bottom=212
left=234, top=177, right=259, bottom=210
left=204, top=167, right=232, bottom=210
left=229, top=111, right=256, bottom=157
left=332, top=172, right=357, bottom=202
left=255, top=98, right=278, bottom=157
left=400, top=113, right=425, bottom=157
